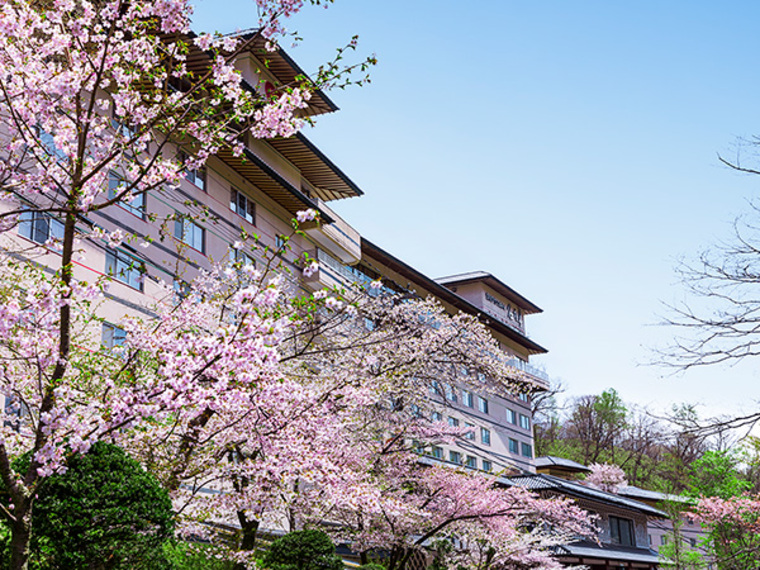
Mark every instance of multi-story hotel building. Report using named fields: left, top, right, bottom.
left=6, top=34, right=549, bottom=479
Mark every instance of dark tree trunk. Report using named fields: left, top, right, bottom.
left=8, top=502, right=32, bottom=570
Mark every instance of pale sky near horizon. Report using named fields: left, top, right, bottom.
left=192, top=1, right=760, bottom=421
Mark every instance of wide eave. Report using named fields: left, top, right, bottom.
left=362, top=239, right=548, bottom=355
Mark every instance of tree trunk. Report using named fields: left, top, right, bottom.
left=8, top=503, right=32, bottom=570
left=232, top=512, right=259, bottom=570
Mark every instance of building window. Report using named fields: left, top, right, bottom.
left=482, top=459, right=492, bottom=472
left=509, top=438, right=519, bottom=454
left=445, top=384, right=457, bottom=403
left=430, top=380, right=441, bottom=396
left=431, top=446, right=443, bottom=459
left=174, top=215, right=205, bottom=253
left=689, top=538, right=696, bottom=548
left=465, top=455, right=477, bottom=469
left=449, top=451, right=462, bottom=465
left=465, top=422, right=475, bottom=440
left=477, top=396, right=489, bottom=414
left=102, top=323, right=126, bottom=349
left=410, top=404, right=422, bottom=418
left=506, top=408, right=517, bottom=425
left=38, top=128, right=67, bottom=162
left=275, top=234, right=287, bottom=251
left=447, top=417, right=459, bottom=428
left=519, top=414, right=531, bottom=431
left=181, top=152, right=206, bottom=191
left=462, top=390, right=473, bottom=407
left=230, top=189, right=255, bottom=224
left=173, top=279, right=191, bottom=303
left=105, top=249, right=145, bottom=290
left=432, top=411, right=443, bottom=423
left=18, top=211, right=64, bottom=245
left=108, top=171, right=145, bottom=218
left=610, top=516, right=636, bottom=547
left=229, top=247, right=255, bottom=268
left=481, top=427, right=491, bottom=445
left=519, top=392, right=530, bottom=403
left=521, top=442, right=533, bottom=458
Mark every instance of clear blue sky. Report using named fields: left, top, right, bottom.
left=192, top=1, right=760, bottom=419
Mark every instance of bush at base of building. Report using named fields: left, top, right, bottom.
left=262, top=530, right=345, bottom=570
left=0, top=442, right=174, bottom=569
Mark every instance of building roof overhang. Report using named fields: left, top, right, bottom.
left=180, top=31, right=338, bottom=117
left=502, top=473, right=668, bottom=518
left=266, top=132, right=363, bottom=201
left=362, top=239, right=548, bottom=356
left=555, top=540, right=661, bottom=565
left=436, top=271, right=542, bottom=314
left=535, top=455, right=591, bottom=473
left=215, top=145, right=334, bottom=224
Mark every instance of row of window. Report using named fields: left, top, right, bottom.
left=429, top=447, right=492, bottom=472
left=433, top=412, right=533, bottom=458
left=505, top=408, right=532, bottom=431
left=508, top=438, right=533, bottom=458
left=108, top=169, right=256, bottom=236
left=434, top=413, right=492, bottom=445
left=435, top=383, right=532, bottom=428
left=20, top=211, right=262, bottom=296
left=435, top=382, right=490, bottom=413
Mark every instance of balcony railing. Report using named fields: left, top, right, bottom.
left=315, top=248, right=394, bottom=296
left=507, top=358, right=549, bottom=383
left=303, top=199, right=361, bottom=264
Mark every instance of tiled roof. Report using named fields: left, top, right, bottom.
left=618, top=485, right=695, bottom=505
left=535, top=456, right=591, bottom=472
left=555, top=540, right=661, bottom=564
left=502, top=474, right=667, bottom=518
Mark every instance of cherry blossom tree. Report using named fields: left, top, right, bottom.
left=0, top=0, right=376, bottom=566
left=0, top=1, right=593, bottom=568
left=692, top=495, right=760, bottom=570
left=585, top=463, right=628, bottom=494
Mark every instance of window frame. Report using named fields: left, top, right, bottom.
left=610, top=516, right=636, bottom=547
left=477, top=396, right=489, bottom=414
left=230, top=188, right=256, bottom=225
left=174, top=215, right=205, bottom=254
left=102, top=322, right=127, bottom=349
left=480, top=427, right=491, bottom=445
left=108, top=171, right=146, bottom=219
left=105, top=248, right=145, bottom=291
left=18, top=210, right=64, bottom=246
left=180, top=152, right=207, bottom=191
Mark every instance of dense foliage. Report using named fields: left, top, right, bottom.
left=0, top=442, right=173, bottom=569
left=261, top=530, right=344, bottom=570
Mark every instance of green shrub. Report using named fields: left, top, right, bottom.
left=162, top=541, right=235, bottom=570
left=262, top=530, right=344, bottom=570
left=8, top=441, right=174, bottom=569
